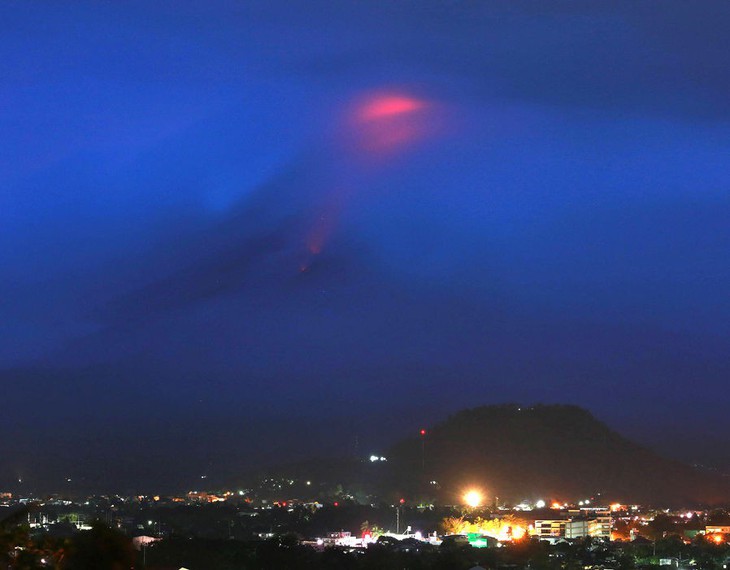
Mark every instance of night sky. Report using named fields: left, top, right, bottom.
left=2, top=2, right=729, bottom=491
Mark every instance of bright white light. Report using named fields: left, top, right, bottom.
left=579, top=501, right=584, bottom=506
left=535, top=500, right=546, bottom=509
left=316, top=538, right=323, bottom=546
left=464, top=490, right=482, bottom=508
left=369, top=455, right=379, bottom=462
left=415, top=531, right=423, bottom=540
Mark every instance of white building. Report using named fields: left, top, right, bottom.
left=535, top=519, right=567, bottom=538
left=535, top=511, right=611, bottom=540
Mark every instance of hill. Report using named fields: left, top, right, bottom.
left=385, top=404, right=729, bottom=506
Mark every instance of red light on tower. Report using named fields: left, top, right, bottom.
left=399, top=498, right=405, bottom=504
left=420, top=429, right=426, bottom=436
left=333, top=502, right=339, bottom=507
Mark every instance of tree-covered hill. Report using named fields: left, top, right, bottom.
left=386, top=404, right=729, bottom=506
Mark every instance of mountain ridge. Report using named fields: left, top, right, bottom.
left=385, top=403, right=729, bottom=506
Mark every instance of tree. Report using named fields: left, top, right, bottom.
left=360, top=520, right=384, bottom=537
left=0, top=509, right=55, bottom=570
left=60, top=522, right=135, bottom=570
left=441, top=516, right=467, bottom=535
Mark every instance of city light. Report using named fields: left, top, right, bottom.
left=463, top=490, right=483, bottom=508
left=535, top=499, right=546, bottom=508
left=443, top=515, right=528, bottom=542
left=511, top=525, right=527, bottom=540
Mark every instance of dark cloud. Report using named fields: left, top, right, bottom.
left=262, top=1, right=730, bottom=121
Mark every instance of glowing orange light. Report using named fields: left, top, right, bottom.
left=469, top=519, right=528, bottom=542
left=713, top=534, right=724, bottom=544
left=511, top=525, right=527, bottom=540
left=551, top=502, right=562, bottom=509
left=610, top=503, right=623, bottom=512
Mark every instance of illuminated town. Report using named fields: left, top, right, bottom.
left=4, top=475, right=730, bottom=568
left=3, top=0, right=728, bottom=568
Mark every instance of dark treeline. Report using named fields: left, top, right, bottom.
left=5, top=526, right=730, bottom=569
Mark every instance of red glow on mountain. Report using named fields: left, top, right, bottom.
left=357, top=95, right=425, bottom=122
left=348, top=91, right=433, bottom=155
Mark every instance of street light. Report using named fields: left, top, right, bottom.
left=396, top=498, right=405, bottom=534
left=419, top=429, right=426, bottom=471
left=463, top=490, right=482, bottom=508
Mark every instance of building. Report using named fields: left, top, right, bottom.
left=565, top=519, right=590, bottom=539
left=592, top=511, right=612, bottom=540
left=535, top=510, right=611, bottom=541
left=535, top=519, right=567, bottom=538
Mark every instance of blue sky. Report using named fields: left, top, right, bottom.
left=1, top=1, right=729, bottom=490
